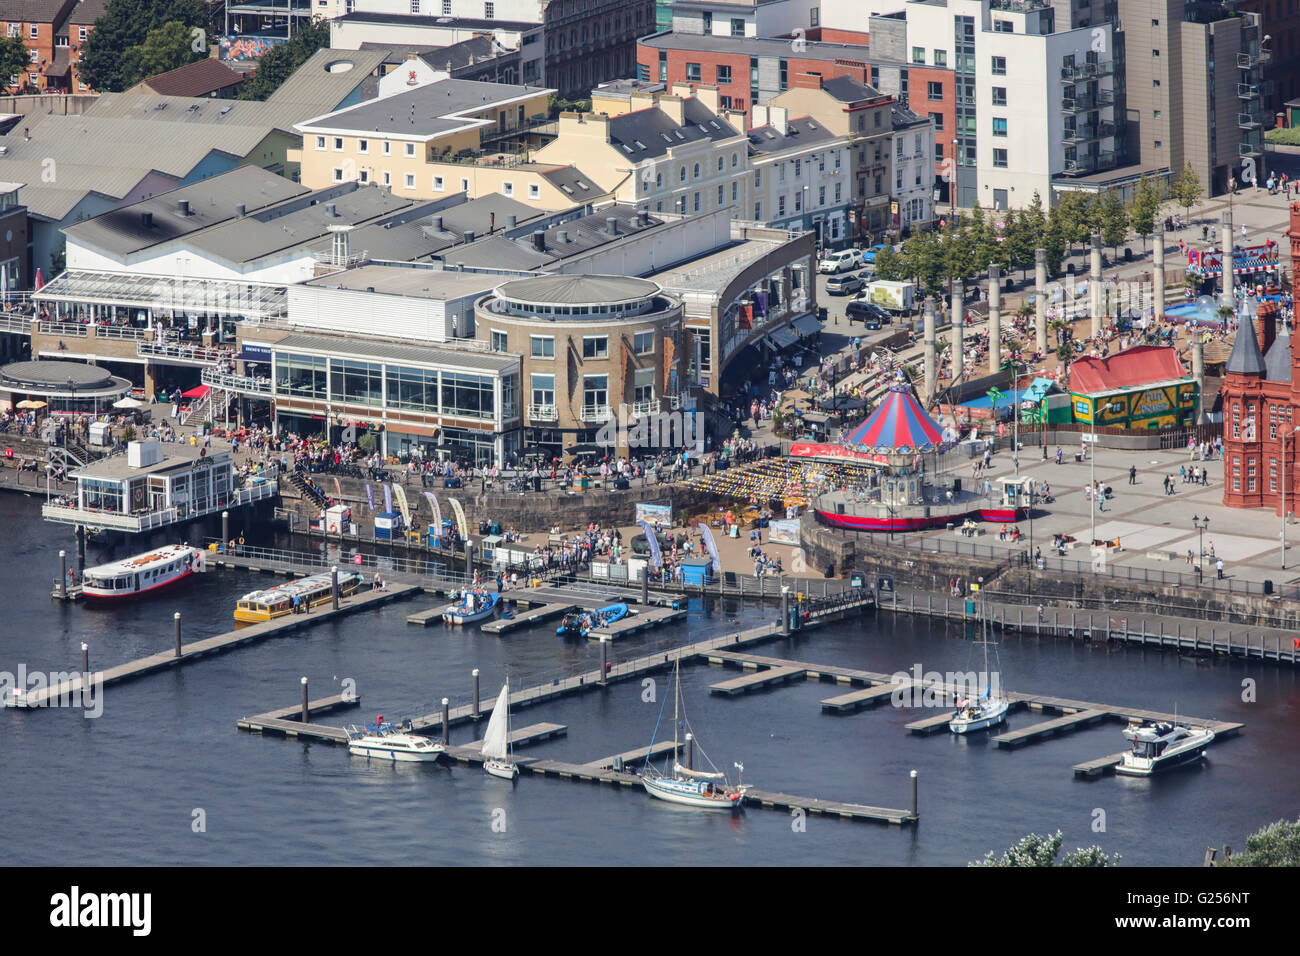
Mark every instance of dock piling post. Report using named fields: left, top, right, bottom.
left=465, top=543, right=473, bottom=578
left=76, top=525, right=85, bottom=571
left=683, top=732, right=694, bottom=770
left=781, top=587, right=790, bottom=636
left=173, top=611, right=181, bottom=658
left=910, top=769, right=918, bottom=819
left=222, top=510, right=229, bottom=549
left=300, top=676, right=308, bottom=723
left=599, top=637, right=608, bottom=686
left=58, top=549, right=66, bottom=599
left=440, top=698, right=449, bottom=745
left=641, top=567, right=649, bottom=606
left=331, top=566, right=339, bottom=610
left=80, top=641, right=88, bottom=678
left=471, top=668, right=480, bottom=719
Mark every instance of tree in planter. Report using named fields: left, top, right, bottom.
left=1126, top=173, right=1163, bottom=251
left=358, top=432, right=378, bottom=455
left=1171, top=161, right=1202, bottom=224
left=1096, top=189, right=1129, bottom=255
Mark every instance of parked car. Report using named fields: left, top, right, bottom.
left=825, top=271, right=867, bottom=296
left=846, top=297, right=891, bottom=326
left=861, top=243, right=892, bottom=264
left=818, top=248, right=864, bottom=274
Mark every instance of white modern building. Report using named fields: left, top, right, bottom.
left=892, top=0, right=1116, bottom=209
left=668, top=0, right=818, bottom=39
left=889, top=103, right=934, bottom=232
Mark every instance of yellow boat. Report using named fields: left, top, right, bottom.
left=235, top=571, right=363, bottom=622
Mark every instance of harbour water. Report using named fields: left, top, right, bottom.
left=2, top=492, right=1297, bottom=866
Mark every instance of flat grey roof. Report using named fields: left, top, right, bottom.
left=336, top=11, right=539, bottom=32
left=1, top=360, right=116, bottom=390
left=498, top=274, right=660, bottom=304
left=274, top=332, right=519, bottom=373
left=651, top=237, right=787, bottom=297
left=298, top=78, right=551, bottom=138
left=640, top=30, right=902, bottom=65
left=74, top=443, right=229, bottom=481
left=304, top=265, right=502, bottom=300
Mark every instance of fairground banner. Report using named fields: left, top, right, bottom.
left=789, top=442, right=886, bottom=465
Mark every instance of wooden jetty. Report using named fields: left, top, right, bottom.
left=8, top=585, right=419, bottom=709
left=583, top=741, right=677, bottom=769
left=710, top=665, right=807, bottom=696
left=461, top=722, right=567, bottom=750
left=994, top=708, right=1108, bottom=749
left=588, top=605, right=686, bottom=640
left=821, top=683, right=903, bottom=713
left=480, top=602, right=573, bottom=634
left=906, top=711, right=961, bottom=734
left=742, top=788, right=915, bottom=824
left=1073, top=752, right=1128, bottom=778
left=255, top=694, right=362, bottom=722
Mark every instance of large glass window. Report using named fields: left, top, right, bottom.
left=583, top=374, right=608, bottom=410
left=633, top=367, right=655, bottom=404
left=582, top=336, right=608, bottom=359
left=441, top=372, right=495, bottom=419
left=275, top=353, right=327, bottom=399
left=501, top=373, right=518, bottom=420
left=530, top=335, right=554, bottom=358
left=330, top=359, right=383, bottom=406
left=385, top=365, right=439, bottom=411
left=634, top=330, right=655, bottom=354
left=530, top=373, right=555, bottom=406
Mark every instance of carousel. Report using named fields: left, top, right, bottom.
left=814, top=381, right=1031, bottom=532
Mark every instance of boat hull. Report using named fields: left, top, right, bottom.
left=642, top=776, right=742, bottom=809
left=949, top=699, right=1010, bottom=734
left=484, top=758, right=519, bottom=780
left=347, top=742, right=445, bottom=762
left=1116, top=744, right=1211, bottom=776
left=82, top=568, right=195, bottom=602
left=442, top=592, right=500, bottom=625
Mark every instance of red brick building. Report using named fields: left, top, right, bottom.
left=638, top=31, right=953, bottom=195
left=1220, top=203, right=1300, bottom=513
left=0, top=0, right=104, bottom=95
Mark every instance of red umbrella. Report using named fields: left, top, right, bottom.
left=33, top=268, right=44, bottom=291
left=181, top=385, right=209, bottom=400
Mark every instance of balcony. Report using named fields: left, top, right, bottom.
left=630, top=400, right=659, bottom=418
left=579, top=404, right=611, bottom=423
left=1063, top=151, right=1116, bottom=174
left=1062, top=90, right=1115, bottom=113
left=1237, top=51, right=1271, bottom=70
left=202, top=367, right=272, bottom=397
left=527, top=403, right=557, bottom=421
left=1238, top=83, right=1260, bottom=100
left=138, top=341, right=235, bottom=365
left=1238, top=110, right=1262, bottom=130
left=1063, top=122, right=1117, bottom=143
left=1060, top=60, right=1114, bottom=82
left=1240, top=141, right=1263, bottom=158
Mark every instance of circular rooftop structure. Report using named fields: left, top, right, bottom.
left=0, top=360, right=133, bottom=398
left=493, top=275, right=667, bottom=320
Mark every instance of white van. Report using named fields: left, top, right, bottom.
left=818, top=248, right=863, bottom=274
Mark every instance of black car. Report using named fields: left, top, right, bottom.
left=846, top=298, right=891, bottom=326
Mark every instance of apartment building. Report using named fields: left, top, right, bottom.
left=532, top=83, right=750, bottom=219
left=0, top=0, right=75, bottom=94
left=746, top=105, right=851, bottom=244
left=770, top=75, right=895, bottom=239
left=1225, top=0, right=1294, bottom=117
left=889, top=103, right=934, bottom=233
left=1123, top=0, right=1269, bottom=196
left=667, top=0, right=816, bottom=38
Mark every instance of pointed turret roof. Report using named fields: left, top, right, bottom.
left=1265, top=321, right=1292, bottom=382
left=1226, top=318, right=1266, bottom=377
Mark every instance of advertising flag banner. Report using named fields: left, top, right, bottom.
left=637, top=519, right=662, bottom=568
left=699, top=523, right=722, bottom=573
left=449, top=497, right=468, bottom=538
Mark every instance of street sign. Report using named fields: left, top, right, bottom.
left=1081, top=433, right=1099, bottom=443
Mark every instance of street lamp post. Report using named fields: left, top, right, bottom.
left=1283, top=427, right=1300, bottom=568
left=1192, top=514, right=1210, bottom=582
left=1084, top=431, right=1098, bottom=545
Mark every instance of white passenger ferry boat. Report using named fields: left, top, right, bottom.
left=81, top=545, right=202, bottom=602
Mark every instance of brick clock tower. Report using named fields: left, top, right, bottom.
left=1220, top=202, right=1300, bottom=513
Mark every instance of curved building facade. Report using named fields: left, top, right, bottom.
left=475, top=274, right=687, bottom=457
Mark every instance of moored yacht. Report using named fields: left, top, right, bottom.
left=81, top=545, right=202, bottom=602
left=1116, top=719, right=1215, bottom=776
left=347, top=717, right=445, bottom=762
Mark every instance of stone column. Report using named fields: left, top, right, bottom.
left=923, top=296, right=937, bottom=402
left=1191, top=340, right=1205, bottom=424
left=987, top=264, right=1001, bottom=374
left=1034, top=248, right=1048, bottom=353
left=1153, top=235, right=1166, bottom=321
left=1221, top=210, right=1234, bottom=309
left=950, top=279, right=964, bottom=384
left=1089, top=231, right=1103, bottom=339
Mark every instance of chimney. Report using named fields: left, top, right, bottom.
left=658, top=94, right=686, bottom=127
left=693, top=84, right=720, bottom=115
left=177, top=199, right=191, bottom=216
left=235, top=203, right=246, bottom=217
left=141, top=211, right=153, bottom=229
left=324, top=202, right=337, bottom=217
left=456, top=261, right=465, bottom=272
left=751, top=104, right=769, bottom=129
left=1258, top=300, right=1278, bottom=356
left=606, top=216, right=619, bottom=237
left=507, top=214, right=517, bottom=229
left=463, top=229, right=475, bottom=243
left=637, top=209, right=650, bottom=227
left=433, top=215, right=443, bottom=231
left=557, top=230, right=569, bottom=244
left=669, top=82, right=693, bottom=99
left=770, top=106, right=789, bottom=136
left=532, top=228, right=546, bottom=251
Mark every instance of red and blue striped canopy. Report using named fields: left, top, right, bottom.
left=844, top=384, right=948, bottom=454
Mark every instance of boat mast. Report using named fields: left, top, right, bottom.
left=672, top=656, right=680, bottom=771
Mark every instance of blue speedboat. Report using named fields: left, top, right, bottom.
left=556, top=602, right=628, bottom=638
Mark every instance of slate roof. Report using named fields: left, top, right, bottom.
left=1225, top=320, right=1266, bottom=377
left=606, top=98, right=740, bottom=161
left=137, top=59, right=244, bottom=98
left=1264, top=321, right=1291, bottom=382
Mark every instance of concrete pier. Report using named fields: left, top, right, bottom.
left=923, top=295, right=937, bottom=402
left=987, top=263, right=1001, bottom=373
left=1089, top=231, right=1103, bottom=338
left=1034, top=248, right=1048, bottom=353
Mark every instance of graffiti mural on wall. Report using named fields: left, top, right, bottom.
left=220, top=35, right=287, bottom=61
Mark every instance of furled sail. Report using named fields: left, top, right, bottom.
left=481, top=683, right=511, bottom=760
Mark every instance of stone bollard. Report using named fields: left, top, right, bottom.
left=910, top=769, right=918, bottom=819
left=300, top=676, right=309, bottom=723
left=471, top=668, right=480, bottom=719
left=440, top=697, right=450, bottom=745
left=81, top=641, right=88, bottom=678
left=331, top=566, right=339, bottom=610
left=173, top=611, right=182, bottom=658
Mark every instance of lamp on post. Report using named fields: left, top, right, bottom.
left=1282, top=426, right=1300, bottom=569
left=1192, top=514, right=1210, bottom=581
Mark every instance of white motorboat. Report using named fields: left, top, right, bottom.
left=950, top=600, right=1010, bottom=734
left=641, top=658, right=746, bottom=810
left=441, top=589, right=500, bottom=625
left=1116, top=719, right=1215, bottom=776
left=481, top=680, right=518, bottom=780
left=347, top=717, right=444, bottom=762
left=81, top=544, right=202, bottom=602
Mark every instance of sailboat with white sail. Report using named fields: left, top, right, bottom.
left=949, top=599, right=1010, bottom=734
left=640, top=658, right=746, bottom=810
left=481, top=679, right=518, bottom=780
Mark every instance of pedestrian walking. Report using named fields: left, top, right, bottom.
left=1129, top=465, right=1136, bottom=485
left=1216, top=558, right=1224, bottom=580
left=1180, top=465, right=1187, bottom=484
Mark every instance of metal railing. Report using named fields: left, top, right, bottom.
left=527, top=403, right=557, bottom=421
left=93, top=325, right=150, bottom=341
left=201, top=367, right=272, bottom=396
left=1060, top=60, right=1113, bottom=81
left=1238, top=111, right=1262, bottom=129
left=1238, top=83, right=1260, bottom=100
left=630, top=400, right=659, bottom=417
left=0, top=313, right=31, bottom=334
left=1240, top=141, right=1263, bottom=158
left=37, top=321, right=87, bottom=338
left=138, top=341, right=233, bottom=363
left=579, top=404, right=611, bottom=422
left=40, top=480, right=277, bottom=532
